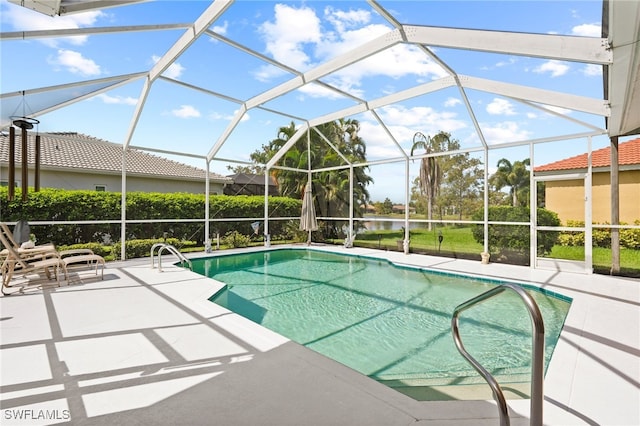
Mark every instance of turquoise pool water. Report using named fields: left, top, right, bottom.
left=191, top=249, right=571, bottom=386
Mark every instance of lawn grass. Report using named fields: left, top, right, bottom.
left=355, top=226, right=640, bottom=277
left=548, top=245, right=640, bottom=277
left=356, top=227, right=484, bottom=253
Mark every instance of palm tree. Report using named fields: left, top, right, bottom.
left=236, top=119, right=373, bottom=237
left=410, top=131, right=450, bottom=230
left=491, top=158, right=531, bottom=206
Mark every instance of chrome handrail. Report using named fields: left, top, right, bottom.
left=150, top=243, right=192, bottom=271
left=451, top=284, right=545, bottom=426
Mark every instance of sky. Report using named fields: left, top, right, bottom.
left=1, top=0, right=631, bottom=203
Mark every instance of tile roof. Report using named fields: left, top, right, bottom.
left=0, top=131, right=230, bottom=182
left=534, top=138, right=640, bottom=172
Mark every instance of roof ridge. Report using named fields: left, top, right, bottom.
left=0, top=131, right=230, bottom=180
left=534, top=137, right=640, bottom=172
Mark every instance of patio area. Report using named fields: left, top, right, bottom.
left=1, top=245, right=638, bottom=425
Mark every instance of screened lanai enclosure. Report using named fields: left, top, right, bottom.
left=1, top=0, right=639, bottom=274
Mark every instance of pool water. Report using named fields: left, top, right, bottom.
left=191, top=249, right=571, bottom=388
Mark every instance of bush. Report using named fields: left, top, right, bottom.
left=57, top=242, right=113, bottom=258
left=558, top=220, right=640, bottom=250
left=471, top=206, right=561, bottom=256
left=221, top=231, right=252, bottom=248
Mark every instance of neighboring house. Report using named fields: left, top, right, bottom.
left=0, top=131, right=231, bottom=194
left=534, top=138, right=640, bottom=224
left=224, top=173, right=278, bottom=196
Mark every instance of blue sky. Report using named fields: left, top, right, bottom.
left=1, top=0, right=628, bottom=202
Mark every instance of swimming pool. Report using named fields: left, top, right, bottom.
left=191, top=249, right=571, bottom=394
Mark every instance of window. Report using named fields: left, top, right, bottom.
left=95, top=185, right=106, bottom=192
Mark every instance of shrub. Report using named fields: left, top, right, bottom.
left=471, top=206, right=560, bottom=256
left=221, top=231, right=251, bottom=248
left=558, top=220, right=640, bottom=250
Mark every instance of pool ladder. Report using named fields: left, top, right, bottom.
left=151, top=243, right=192, bottom=272
left=451, top=284, right=545, bottom=426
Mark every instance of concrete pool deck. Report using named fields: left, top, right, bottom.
left=1, top=245, right=638, bottom=425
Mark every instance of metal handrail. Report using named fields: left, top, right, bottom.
left=150, top=243, right=192, bottom=271
left=451, top=284, right=545, bottom=426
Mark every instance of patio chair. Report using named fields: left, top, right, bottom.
left=0, top=222, right=104, bottom=268
left=0, top=227, right=106, bottom=295
left=0, top=230, right=67, bottom=294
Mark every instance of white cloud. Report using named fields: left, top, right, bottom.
left=212, top=20, right=228, bottom=35
left=481, top=57, right=517, bottom=71
left=444, top=98, right=461, bottom=107
left=533, top=60, right=570, bottom=77
left=571, top=23, right=601, bottom=37
left=298, top=82, right=345, bottom=99
left=379, top=105, right=467, bottom=134
left=209, top=110, right=250, bottom=122
left=252, top=64, right=286, bottom=83
left=255, top=4, right=447, bottom=98
left=358, top=104, right=467, bottom=159
left=49, top=49, right=101, bottom=76
left=324, top=6, right=371, bottom=33
left=582, top=64, right=602, bottom=77
left=97, top=93, right=137, bottom=105
left=152, top=55, right=185, bottom=79
left=258, top=4, right=322, bottom=70
left=172, top=105, right=201, bottom=119
left=486, top=98, right=516, bottom=116
left=482, top=121, right=532, bottom=144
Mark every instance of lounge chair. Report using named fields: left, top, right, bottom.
left=0, top=224, right=105, bottom=295
left=0, top=230, right=67, bottom=294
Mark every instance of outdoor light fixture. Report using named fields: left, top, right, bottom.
left=11, top=116, right=39, bottom=130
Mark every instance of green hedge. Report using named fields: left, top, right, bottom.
left=471, top=206, right=561, bottom=256
left=0, top=187, right=301, bottom=246
left=559, top=220, right=640, bottom=249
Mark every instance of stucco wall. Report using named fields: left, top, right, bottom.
left=0, top=167, right=225, bottom=195
left=544, top=170, right=640, bottom=224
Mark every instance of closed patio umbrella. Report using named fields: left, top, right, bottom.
left=300, top=183, right=318, bottom=244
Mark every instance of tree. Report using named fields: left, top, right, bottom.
left=438, top=153, right=483, bottom=220
left=236, top=120, right=373, bottom=238
left=381, top=198, right=394, bottom=215
left=410, top=131, right=451, bottom=229
left=490, top=158, right=531, bottom=207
